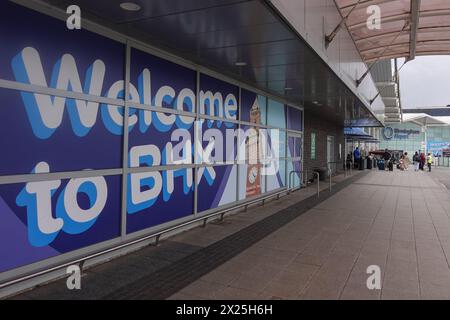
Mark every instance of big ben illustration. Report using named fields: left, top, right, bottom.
left=245, top=98, right=262, bottom=197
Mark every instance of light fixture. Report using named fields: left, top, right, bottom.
left=235, top=61, right=247, bottom=67
left=284, top=87, right=293, bottom=91
left=120, top=2, right=141, bottom=11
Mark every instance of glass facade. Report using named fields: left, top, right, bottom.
left=379, top=122, right=450, bottom=156
left=0, top=2, right=305, bottom=279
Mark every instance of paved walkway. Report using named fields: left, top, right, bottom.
left=10, top=168, right=450, bottom=300
left=169, top=168, right=450, bottom=300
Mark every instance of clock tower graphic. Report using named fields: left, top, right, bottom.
left=245, top=98, right=262, bottom=197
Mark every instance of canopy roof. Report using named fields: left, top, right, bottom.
left=344, top=127, right=379, bottom=141
left=345, top=127, right=372, bottom=136
left=403, top=112, right=449, bottom=125
left=335, top=0, right=450, bottom=63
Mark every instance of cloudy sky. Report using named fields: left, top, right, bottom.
left=399, top=56, right=450, bottom=108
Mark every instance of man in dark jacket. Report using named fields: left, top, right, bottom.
left=413, top=151, right=420, bottom=171
left=383, top=149, right=390, bottom=162
left=354, top=147, right=361, bottom=169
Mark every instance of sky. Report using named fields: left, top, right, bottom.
left=399, top=56, right=450, bottom=109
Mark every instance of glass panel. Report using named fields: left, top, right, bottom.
left=127, top=170, right=194, bottom=233
left=0, top=175, right=122, bottom=273
left=241, top=89, right=267, bottom=125
left=199, top=74, right=239, bottom=121
left=0, top=89, right=123, bottom=175
left=128, top=110, right=194, bottom=168
left=267, top=99, right=286, bottom=128
left=197, top=165, right=237, bottom=212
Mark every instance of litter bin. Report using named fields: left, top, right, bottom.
left=367, top=157, right=373, bottom=169
left=359, top=157, right=365, bottom=170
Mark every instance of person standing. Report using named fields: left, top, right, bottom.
left=399, top=154, right=405, bottom=171
left=346, top=152, right=353, bottom=169
left=354, top=147, right=361, bottom=169
left=383, top=149, right=390, bottom=171
left=404, top=152, right=410, bottom=170
left=427, top=152, right=433, bottom=172
left=413, top=151, right=420, bottom=171
left=420, top=152, right=426, bottom=170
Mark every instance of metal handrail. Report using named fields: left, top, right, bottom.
left=327, top=168, right=332, bottom=192
left=327, top=161, right=340, bottom=192
left=0, top=188, right=288, bottom=290
left=327, top=161, right=339, bottom=175
left=288, top=170, right=302, bottom=193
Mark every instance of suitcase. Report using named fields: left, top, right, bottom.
left=378, top=160, right=385, bottom=170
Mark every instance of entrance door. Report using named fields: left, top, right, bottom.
left=327, top=135, right=335, bottom=174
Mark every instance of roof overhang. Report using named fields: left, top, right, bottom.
left=335, top=0, right=450, bottom=63
left=403, top=113, right=448, bottom=125
left=20, top=0, right=383, bottom=127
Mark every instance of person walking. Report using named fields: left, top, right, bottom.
left=413, top=151, right=420, bottom=171
left=427, top=152, right=433, bottom=172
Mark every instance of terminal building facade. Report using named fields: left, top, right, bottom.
left=0, top=0, right=384, bottom=296
left=379, top=109, right=450, bottom=158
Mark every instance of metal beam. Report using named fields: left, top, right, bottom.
left=376, top=81, right=396, bottom=87
left=408, top=0, right=421, bottom=61
left=326, top=0, right=362, bottom=48
left=356, top=21, right=410, bottom=87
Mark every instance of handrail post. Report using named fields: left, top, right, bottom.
left=329, top=168, right=332, bottom=192
left=313, top=172, right=320, bottom=198
left=288, top=171, right=292, bottom=194
left=288, top=170, right=302, bottom=193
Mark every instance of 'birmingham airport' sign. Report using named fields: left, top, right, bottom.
left=382, top=127, right=420, bottom=140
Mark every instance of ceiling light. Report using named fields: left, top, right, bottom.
left=120, top=2, right=141, bottom=11
left=284, top=87, right=293, bottom=91
left=235, top=61, right=247, bottom=67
